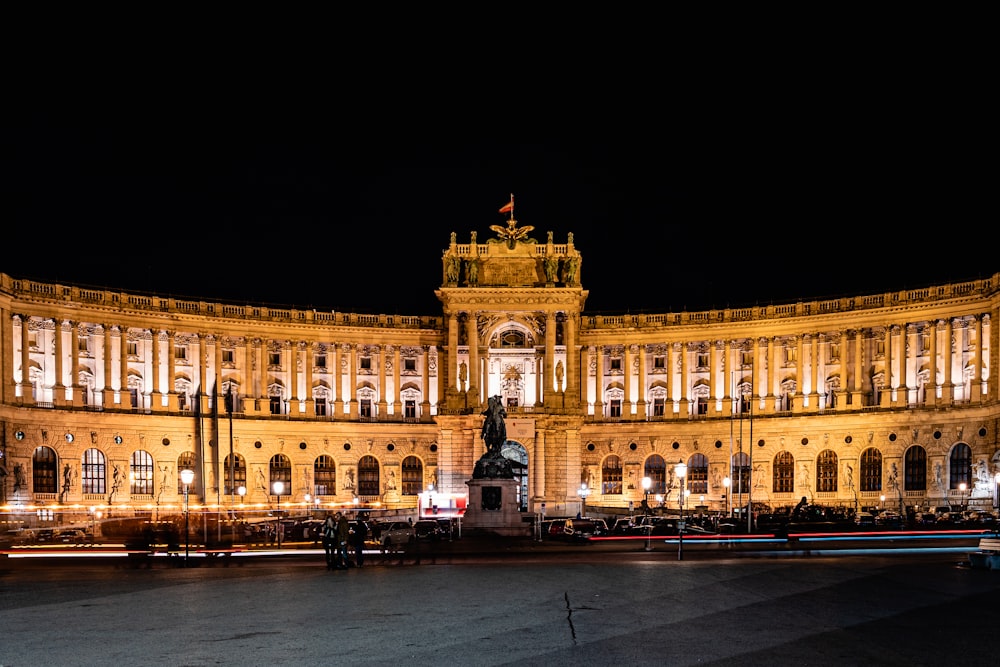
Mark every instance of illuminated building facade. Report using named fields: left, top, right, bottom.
left=2, top=219, right=999, bottom=528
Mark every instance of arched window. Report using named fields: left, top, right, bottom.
left=816, top=449, right=838, bottom=493
left=687, top=453, right=708, bottom=496
left=314, top=455, right=335, bottom=496
left=601, top=455, right=622, bottom=495
left=501, top=441, right=529, bottom=512
left=130, top=450, right=154, bottom=495
left=32, top=446, right=58, bottom=494
left=904, top=446, right=927, bottom=491
left=644, top=455, right=666, bottom=494
left=401, top=456, right=423, bottom=496
left=773, top=451, right=794, bottom=493
left=269, top=453, right=291, bottom=496
left=357, top=455, right=380, bottom=496
left=223, top=453, right=247, bottom=496
left=859, top=448, right=882, bottom=492
left=949, top=443, right=972, bottom=490
left=82, top=448, right=106, bottom=495
left=177, top=451, right=195, bottom=494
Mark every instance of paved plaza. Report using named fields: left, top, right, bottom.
left=3, top=545, right=999, bottom=666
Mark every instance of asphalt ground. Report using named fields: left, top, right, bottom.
left=3, top=535, right=999, bottom=666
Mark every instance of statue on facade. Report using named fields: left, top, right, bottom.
left=473, top=395, right=514, bottom=479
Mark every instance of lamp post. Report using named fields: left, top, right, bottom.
left=180, top=468, right=194, bottom=565
left=272, top=480, right=284, bottom=549
left=675, top=460, right=687, bottom=561
left=723, top=476, right=731, bottom=518
left=959, top=482, right=967, bottom=511
left=578, top=483, right=590, bottom=518
left=641, top=476, right=653, bottom=551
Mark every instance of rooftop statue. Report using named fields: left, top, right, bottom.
left=489, top=218, right=536, bottom=250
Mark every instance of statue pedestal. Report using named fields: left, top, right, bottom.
left=463, top=478, right=530, bottom=536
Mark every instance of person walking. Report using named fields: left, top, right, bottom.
left=321, top=513, right=337, bottom=571
left=352, top=515, right=368, bottom=568
left=335, top=511, right=350, bottom=569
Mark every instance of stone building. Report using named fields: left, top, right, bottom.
left=2, top=217, right=999, bottom=528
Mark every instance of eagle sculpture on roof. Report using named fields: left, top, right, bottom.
left=490, top=219, right=536, bottom=250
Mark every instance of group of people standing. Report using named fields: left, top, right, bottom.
left=321, top=511, right=368, bottom=571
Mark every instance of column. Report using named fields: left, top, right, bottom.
left=53, top=318, right=66, bottom=406
left=594, top=345, right=605, bottom=416
left=679, top=341, right=690, bottom=415
left=927, top=321, right=938, bottom=406
left=377, top=344, right=388, bottom=416
left=19, top=315, right=33, bottom=403
left=904, top=324, right=916, bottom=406
left=879, top=327, right=891, bottom=407
left=579, top=345, right=589, bottom=409
left=637, top=344, right=648, bottom=417
left=213, top=335, right=223, bottom=410
left=665, top=342, right=675, bottom=416
left=304, top=341, right=315, bottom=416
left=765, top=336, right=776, bottom=413
left=151, top=328, right=162, bottom=411
left=971, top=314, right=983, bottom=402
left=466, top=313, right=480, bottom=407
left=623, top=343, right=633, bottom=417
left=120, top=326, right=132, bottom=409
left=166, top=331, right=179, bottom=411
left=333, top=342, right=344, bottom=416
left=392, top=345, right=402, bottom=415
left=198, top=333, right=209, bottom=413
left=722, top=339, right=733, bottom=415
left=348, top=343, right=358, bottom=419
left=708, top=340, right=719, bottom=416
left=565, top=311, right=579, bottom=407
left=445, top=313, right=459, bottom=403
left=836, top=331, right=849, bottom=412
left=751, top=337, right=762, bottom=412
left=810, top=333, right=820, bottom=410
left=851, top=330, right=863, bottom=408
left=102, top=325, right=115, bottom=407
left=70, top=322, right=81, bottom=400
left=942, top=318, right=954, bottom=403
left=287, top=340, right=299, bottom=414
left=792, top=334, right=804, bottom=413
left=258, top=339, right=268, bottom=409
left=543, top=311, right=555, bottom=407
left=420, top=345, right=431, bottom=418
left=891, top=325, right=906, bottom=408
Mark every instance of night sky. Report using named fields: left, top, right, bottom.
left=5, top=43, right=992, bottom=317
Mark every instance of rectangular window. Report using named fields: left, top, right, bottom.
left=360, top=399, right=372, bottom=418
left=609, top=358, right=622, bottom=371
left=828, top=343, right=840, bottom=363
left=78, top=336, right=90, bottom=354
left=315, top=354, right=327, bottom=369
left=315, top=397, right=327, bottom=416
left=741, top=351, right=752, bottom=366
left=653, top=397, right=665, bottom=416
left=404, top=400, right=416, bottom=419
left=127, top=341, right=138, bottom=357
left=269, top=352, right=281, bottom=366
left=222, top=349, right=235, bottom=364
left=653, top=355, right=665, bottom=370
left=269, top=396, right=282, bottom=415
left=696, top=352, right=708, bottom=369
left=609, top=399, right=622, bottom=417
left=360, top=357, right=372, bottom=371
left=404, top=357, right=416, bottom=372
left=174, top=345, right=187, bottom=361
left=875, top=340, right=885, bottom=358
left=785, top=346, right=797, bottom=364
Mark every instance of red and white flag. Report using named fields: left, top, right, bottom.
left=498, top=195, right=514, bottom=214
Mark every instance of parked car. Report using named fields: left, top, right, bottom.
left=379, top=520, right=415, bottom=549
left=414, top=519, right=444, bottom=542
left=55, top=528, right=89, bottom=544
left=854, top=512, right=876, bottom=528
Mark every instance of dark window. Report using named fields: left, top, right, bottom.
left=313, top=455, right=335, bottom=496
left=949, top=443, right=972, bottom=490
left=773, top=451, right=794, bottom=493
left=315, top=397, right=327, bottom=416
left=401, top=456, right=422, bottom=495
left=404, top=400, right=416, bottom=419
left=602, top=455, right=622, bottom=495
left=360, top=399, right=372, bottom=419
left=817, top=449, right=838, bottom=493
left=177, top=452, right=195, bottom=494
left=644, top=455, right=666, bottom=494
left=269, top=454, right=292, bottom=496
left=859, top=448, right=882, bottom=492
left=653, top=397, right=665, bottom=416
left=32, top=446, right=58, bottom=494
left=269, top=396, right=282, bottom=415
left=904, top=446, right=927, bottom=491
left=357, top=455, right=380, bottom=496
left=687, top=453, right=708, bottom=496
left=609, top=399, right=621, bottom=418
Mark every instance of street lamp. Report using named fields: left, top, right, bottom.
left=675, top=460, right=687, bottom=561
left=880, top=494, right=885, bottom=512
left=273, top=480, right=284, bottom=549
left=959, top=482, right=967, bottom=511
left=578, top=483, right=590, bottom=518
left=641, top=476, right=652, bottom=551
left=180, top=468, right=194, bottom=565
